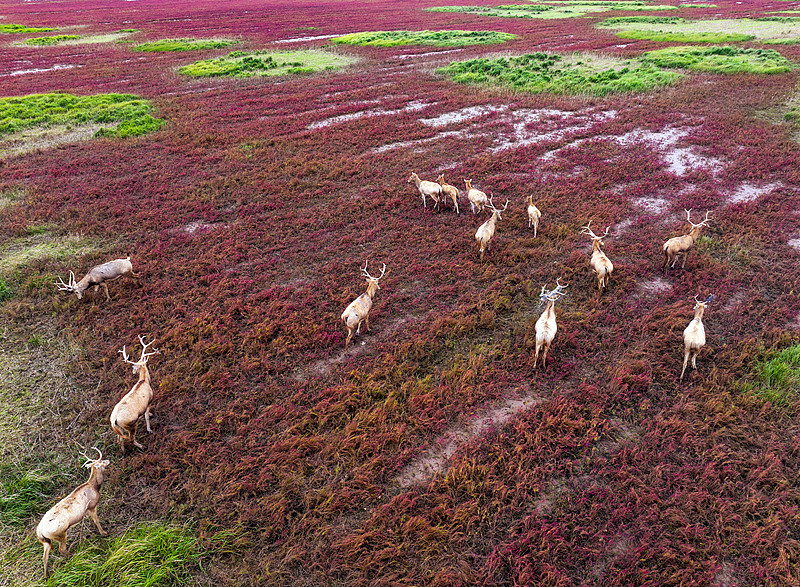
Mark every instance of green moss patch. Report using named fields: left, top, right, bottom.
left=641, top=46, right=792, bottom=74
left=617, top=30, right=754, bottom=42
left=0, top=93, right=163, bottom=144
left=330, top=29, right=517, bottom=47
left=23, top=35, right=81, bottom=46
left=133, top=37, right=238, bottom=52
left=0, top=24, right=55, bottom=34
left=178, top=49, right=357, bottom=78
left=427, top=3, right=676, bottom=19
left=439, top=52, right=681, bottom=96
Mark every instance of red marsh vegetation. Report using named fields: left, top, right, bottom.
left=2, top=0, right=800, bottom=585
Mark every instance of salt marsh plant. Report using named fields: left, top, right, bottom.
left=23, top=35, right=81, bottom=46
left=178, top=49, right=357, bottom=77
left=0, top=24, right=55, bottom=33
left=133, top=38, right=238, bottom=52
left=330, top=30, right=517, bottom=47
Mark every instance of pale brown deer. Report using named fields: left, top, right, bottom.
left=436, top=174, right=460, bottom=214
left=341, top=261, right=387, bottom=349
left=527, top=195, right=541, bottom=237
left=580, top=221, right=614, bottom=292
left=681, top=295, right=713, bottom=380
left=408, top=172, right=442, bottom=210
left=56, top=257, right=138, bottom=301
left=110, top=335, right=159, bottom=454
left=534, top=279, right=567, bottom=369
left=663, top=210, right=710, bottom=270
left=465, top=179, right=488, bottom=214
left=475, top=196, right=509, bottom=261
left=36, top=448, right=110, bottom=578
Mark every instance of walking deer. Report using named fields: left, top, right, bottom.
left=475, top=197, right=509, bottom=261
left=36, top=448, right=109, bottom=578
left=436, top=174, right=460, bottom=214
left=110, top=335, right=159, bottom=454
left=580, top=221, right=614, bottom=292
left=663, top=210, right=711, bottom=270
left=408, top=172, right=442, bottom=210
left=534, top=279, right=567, bottom=369
left=527, top=195, right=541, bottom=237
left=465, top=179, right=488, bottom=214
left=341, top=261, right=387, bottom=349
left=681, top=295, right=713, bottom=380
left=56, top=257, right=138, bottom=301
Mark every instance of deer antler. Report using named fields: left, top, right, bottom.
left=361, top=261, right=387, bottom=282
left=55, top=271, right=77, bottom=292
left=580, top=221, right=610, bottom=241
left=80, top=447, right=103, bottom=468
left=119, top=336, right=159, bottom=366
left=686, top=209, right=711, bottom=229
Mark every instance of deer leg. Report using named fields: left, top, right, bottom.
left=542, top=344, right=549, bottom=369
left=101, top=283, right=111, bottom=301
left=534, top=224, right=538, bottom=238
left=118, top=432, right=126, bottom=455
left=131, top=423, right=144, bottom=449
left=533, top=344, right=540, bottom=369
left=345, top=329, right=353, bottom=350
left=365, top=314, right=371, bottom=332
left=55, top=533, right=68, bottom=554
left=691, top=351, right=698, bottom=370
left=42, top=540, right=52, bottom=577
left=145, top=407, right=153, bottom=433
left=680, top=349, right=690, bottom=380
left=88, top=507, right=107, bottom=536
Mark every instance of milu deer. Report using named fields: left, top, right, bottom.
left=408, top=172, right=442, bottom=210
left=110, top=335, right=159, bottom=454
left=56, top=257, right=138, bottom=301
left=36, top=448, right=110, bottom=578
left=341, top=261, right=387, bottom=349
left=580, top=221, right=614, bottom=292
left=475, top=196, right=509, bottom=261
left=534, top=279, right=567, bottom=369
left=527, top=195, right=541, bottom=237
left=663, top=210, right=711, bottom=270
left=464, top=179, right=488, bottom=214
left=681, top=295, right=713, bottom=380
left=436, top=174, right=460, bottom=214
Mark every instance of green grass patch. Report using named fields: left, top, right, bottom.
left=751, top=343, right=800, bottom=406
left=616, top=30, right=754, bottom=42
left=0, top=233, right=96, bottom=276
left=45, top=522, right=203, bottom=587
left=132, top=38, right=238, bottom=52
left=0, top=278, right=11, bottom=302
left=0, top=24, right=55, bottom=34
left=597, top=16, right=800, bottom=42
left=0, top=93, right=162, bottom=139
left=178, top=49, right=357, bottom=78
left=599, top=16, right=686, bottom=24
left=330, top=29, right=517, bottom=47
left=23, top=35, right=81, bottom=46
left=427, top=3, right=676, bottom=19
left=641, top=45, right=792, bottom=73
left=439, top=52, right=682, bottom=96
left=0, top=465, right=61, bottom=525
left=679, top=2, right=717, bottom=6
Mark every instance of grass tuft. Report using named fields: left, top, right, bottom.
left=753, top=344, right=800, bottom=406
left=439, top=52, right=682, bottom=96
left=0, top=24, right=55, bottom=34
left=427, top=3, right=677, bottom=19
left=23, top=35, right=81, bottom=46
left=0, top=465, right=59, bottom=525
left=132, top=38, right=238, bottom=52
left=330, top=29, right=517, bottom=47
left=616, top=30, right=754, bottom=42
left=641, top=45, right=792, bottom=73
left=178, top=49, right=357, bottom=78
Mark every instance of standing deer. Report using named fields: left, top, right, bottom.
left=534, top=279, right=567, bottom=369
left=681, top=295, right=713, bottom=380
left=110, top=335, right=159, bottom=454
left=663, top=210, right=711, bottom=270
left=36, top=448, right=110, bottom=578
left=527, top=195, right=541, bottom=237
left=580, top=221, right=614, bottom=292
left=408, top=172, right=442, bottom=210
left=56, top=257, right=138, bottom=301
left=341, top=261, right=387, bottom=349
left=436, top=174, right=460, bottom=214
left=475, top=196, right=509, bottom=261
left=464, top=179, right=488, bottom=214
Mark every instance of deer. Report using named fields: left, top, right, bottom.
left=56, top=256, right=138, bottom=301
left=436, top=174, right=460, bottom=214
left=464, top=179, right=488, bottom=214
left=36, top=448, right=110, bottom=578
left=663, top=210, right=711, bottom=270
left=110, top=335, right=159, bottom=454
left=681, top=295, right=713, bottom=380
left=475, top=196, right=509, bottom=261
left=580, top=221, right=614, bottom=292
left=408, top=172, right=442, bottom=210
left=341, top=261, right=387, bottom=350
left=534, top=279, right=567, bottom=369
left=527, top=195, right=541, bottom=237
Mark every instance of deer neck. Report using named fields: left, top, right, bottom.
left=86, top=465, right=105, bottom=490
left=544, top=299, right=555, bottom=318
left=137, top=364, right=151, bottom=385
left=694, top=305, right=705, bottom=322
left=488, top=211, right=500, bottom=226
left=412, top=174, right=422, bottom=188
left=591, top=239, right=602, bottom=253
left=365, top=281, right=379, bottom=299
left=688, top=225, right=704, bottom=243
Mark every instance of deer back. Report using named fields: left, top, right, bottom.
left=86, top=258, right=133, bottom=285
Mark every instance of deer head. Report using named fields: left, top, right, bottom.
left=55, top=271, right=83, bottom=299
left=361, top=261, right=387, bottom=295
left=539, top=278, right=568, bottom=305
left=486, top=195, right=509, bottom=220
